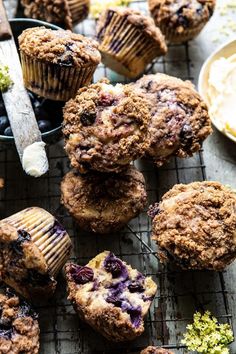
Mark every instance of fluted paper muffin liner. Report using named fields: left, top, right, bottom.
left=4, top=207, right=72, bottom=277
left=67, top=0, right=90, bottom=26
left=20, top=53, right=97, bottom=101
left=97, top=11, right=165, bottom=78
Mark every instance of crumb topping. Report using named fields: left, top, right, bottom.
left=151, top=181, right=236, bottom=270
left=0, top=290, right=39, bottom=354
left=19, top=27, right=101, bottom=67
left=61, top=166, right=147, bottom=233
left=148, top=0, right=215, bottom=32
left=21, top=0, right=72, bottom=29
left=63, top=79, right=151, bottom=173
left=132, top=73, right=212, bottom=166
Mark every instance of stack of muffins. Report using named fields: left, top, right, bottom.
left=61, top=79, right=150, bottom=234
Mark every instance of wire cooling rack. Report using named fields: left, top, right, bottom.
left=0, top=1, right=234, bottom=353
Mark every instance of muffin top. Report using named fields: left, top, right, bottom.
left=97, top=7, right=167, bottom=52
left=18, top=27, right=101, bottom=67
left=61, top=166, right=147, bottom=233
left=141, top=346, right=174, bottom=354
left=132, top=73, right=212, bottom=166
left=63, top=79, right=151, bottom=173
left=21, top=0, right=72, bottom=29
left=150, top=181, right=236, bottom=270
left=148, top=0, right=215, bottom=31
left=0, top=289, right=39, bottom=354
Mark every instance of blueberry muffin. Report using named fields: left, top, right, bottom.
left=97, top=7, right=167, bottom=78
left=65, top=251, right=157, bottom=341
left=141, top=347, right=174, bottom=354
left=21, top=0, right=90, bottom=30
left=148, top=0, right=215, bottom=43
left=63, top=79, right=151, bottom=173
left=19, top=27, right=101, bottom=101
left=0, top=207, right=72, bottom=299
left=149, top=181, right=236, bottom=270
left=132, top=73, right=212, bottom=166
left=61, top=166, right=147, bottom=234
left=0, top=289, right=39, bottom=354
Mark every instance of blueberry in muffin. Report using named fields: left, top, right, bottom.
left=65, top=251, right=157, bottom=341
left=148, top=0, right=215, bottom=43
left=149, top=181, right=236, bottom=270
left=62, top=79, right=151, bottom=173
left=141, top=347, right=174, bottom=354
left=61, top=166, right=147, bottom=233
left=19, top=27, right=101, bottom=101
left=132, top=73, right=212, bottom=166
left=21, top=0, right=90, bottom=30
left=97, top=7, right=167, bottom=78
left=0, top=288, right=39, bottom=354
left=0, top=207, right=72, bottom=299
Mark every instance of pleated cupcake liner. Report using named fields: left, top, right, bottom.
left=20, top=53, right=97, bottom=101
left=2, top=207, right=72, bottom=277
left=67, top=0, right=90, bottom=25
left=97, top=11, right=164, bottom=78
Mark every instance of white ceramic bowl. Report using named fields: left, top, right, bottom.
left=198, top=38, right=236, bottom=143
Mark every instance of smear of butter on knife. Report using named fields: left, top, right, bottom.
left=22, top=142, right=49, bottom=177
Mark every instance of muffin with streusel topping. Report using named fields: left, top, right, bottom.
left=141, top=347, right=174, bottom=354
left=65, top=251, right=157, bottom=342
left=97, top=7, right=167, bottom=78
left=19, top=27, right=101, bottom=101
left=149, top=181, right=236, bottom=270
left=132, top=73, right=212, bottom=166
left=21, top=0, right=90, bottom=30
left=0, top=288, right=40, bottom=354
left=62, top=79, right=151, bottom=173
left=0, top=207, right=72, bottom=300
left=61, top=166, right=147, bottom=233
left=148, top=0, right=215, bottom=43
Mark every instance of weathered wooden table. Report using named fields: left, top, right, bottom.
left=1, top=0, right=236, bottom=353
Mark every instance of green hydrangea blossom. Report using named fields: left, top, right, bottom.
left=0, top=65, right=13, bottom=92
left=90, top=0, right=131, bottom=19
left=182, top=311, right=234, bottom=354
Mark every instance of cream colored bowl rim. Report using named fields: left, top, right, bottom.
left=198, top=37, right=236, bottom=143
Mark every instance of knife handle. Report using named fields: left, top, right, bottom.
left=0, top=0, right=12, bottom=40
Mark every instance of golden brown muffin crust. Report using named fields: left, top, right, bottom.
left=19, top=27, right=101, bottom=67
left=0, top=290, right=39, bottom=354
left=61, top=166, right=147, bottom=233
left=63, top=79, right=151, bottom=173
left=132, top=73, right=212, bottom=166
left=97, top=7, right=167, bottom=53
left=141, top=346, right=174, bottom=354
left=148, top=0, right=215, bottom=32
left=150, top=181, right=236, bottom=270
left=21, top=0, right=72, bottom=29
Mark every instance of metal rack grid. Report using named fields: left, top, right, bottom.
left=0, top=0, right=233, bottom=353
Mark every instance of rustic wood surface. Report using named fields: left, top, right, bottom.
left=0, top=0, right=236, bottom=353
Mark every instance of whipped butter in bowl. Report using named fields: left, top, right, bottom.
left=199, top=38, right=236, bottom=143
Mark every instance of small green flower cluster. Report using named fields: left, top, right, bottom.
left=182, top=311, right=234, bottom=354
left=0, top=64, right=13, bottom=92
